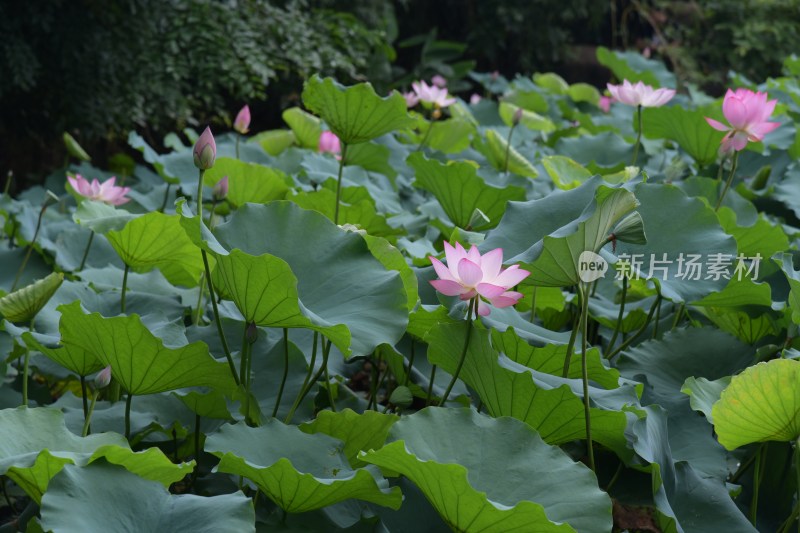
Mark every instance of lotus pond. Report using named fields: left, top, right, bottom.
left=2, top=49, right=800, bottom=532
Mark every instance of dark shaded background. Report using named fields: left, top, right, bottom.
left=1, top=0, right=798, bottom=190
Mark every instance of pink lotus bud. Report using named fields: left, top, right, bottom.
left=598, top=95, right=612, bottom=113
left=318, top=131, right=341, bottom=155
left=431, top=75, right=447, bottom=88
left=213, top=176, right=228, bottom=200
left=95, top=365, right=112, bottom=388
left=512, top=108, right=523, bottom=126
left=469, top=94, right=482, bottom=105
left=193, top=127, right=217, bottom=170
left=233, top=105, right=250, bottom=135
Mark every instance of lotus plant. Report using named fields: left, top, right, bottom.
left=412, top=80, right=456, bottom=110
left=428, top=242, right=530, bottom=404
left=705, top=88, right=779, bottom=210
left=607, top=80, right=675, bottom=165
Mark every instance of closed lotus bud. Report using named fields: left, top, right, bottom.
left=213, top=176, right=229, bottom=200
left=245, top=322, right=258, bottom=345
left=63, top=132, right=92, bottom=162
left=233, top=105, right=251, bottom=135
left=610, top=211, right=647, bottom=246
left=512, top=107, right=524, bottom=126
left=95, top=365, right=112, bottom=389
left=193, top=127, right=217, bottom=170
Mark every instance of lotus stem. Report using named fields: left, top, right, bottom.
left=159, top=183, right=171, bottom=213
left=196, top=169, right=205, bottom=221
left=503, top=124, right=517, bottom=175
left=652, top=295, right=662, bottom=339
left=81, top=390, right=99, bottom=437
left=529, top=286, right=538, bottom=323
left=77, top=232, right=94, bottom=272
left=235, top=136, right=241, bottom=160
left=201, top=250, right=238, bottom=385
left=562, top=294, right=582, bottom=377
left=670, top=302, right=685, bottom=331
left=716, top=150, right=740, bottom=211
left=120, top=263, right=130, bottom=313
left=124, top=393, right=133, bottom=440
left=80, top=375, right=89, bottom=419
left=607, top=291, right=662, bottom=360
left=21, top=350, right=30, bottom=407
left=322, top=339, right=336, bottom=412
left=272, top=328, right=290, bottom=418
left=284, top=332, right=319, bottom=424
left=193, top=273, right=205, bottom=325
left=425, top=365, right=437, bottom=407
left=608, top=277, right=627, bottom=353
left=404, top=340, right=415, bottom=386
left=416, top=121, right=435, bottom=152
left=333, top=143, right=349, bottom=225
left=579, top=283, right=596, bottom=472
left=12, top=198, right=50, bottom=291
left=194, top=414, right=202, bottom=458
left=440, top=297, right=477, bottom=405
left=751, top=443, right=765, bottom=526
left=632, top=104, right=642, bottom=165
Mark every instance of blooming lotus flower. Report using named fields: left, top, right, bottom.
left=606, top=80, right=675, bottom=108
left=67, top=174, right=130, bottom=205
left=403, top=91, right=420, bottom=108
left=598, top=95, right=613, bottom=113
left=429, top=242, right=531, bottom=316
left=193, top=127, right=216, bottom=169
left=412, top=81, right=456, bottom=108
left=213, top=176, right=228, bottom=200
left=431, top=75, right=447, bottom=88
left=233, top=105, right=250, bottom=134
left=319, top=130, right=341, bottom=155
left=705, top=88, right=780, bottom=152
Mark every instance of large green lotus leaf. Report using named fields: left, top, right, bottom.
left=499, top=102, right=556, bottom=132
left=211, top=249, right=351, bottom=354
left=712, top=359, right=800, bottom=449
left=482, top=176, right=604, bottom=262
left=214, top=202, right=407, bottom=357
left=779, top=252, right=800, bottom=325
left=361, top=233, right=418, bottom=311
left=681, top=376, right=731, bottom=423
left=640, top=106, right=725, bottom=166
left=282, top=107, right=322, bottom=149
left=302, top=75, right=414, bottom=145
left=542, top=155, right=594, bottom=190
left=596, top=46, right=675, bottom=88
left=525, top=186, right=639, bottom=287
left=426, top=322, right=633, bottom=458
left=172, top=389, right=232, bottom=420
left=0, top=272, right=63, bottom=324
left=533, top=72, right=569, bottom=94
left=203, top=158, right=290, bottom=208
left=206, top=420, right=402, bottom=512
left=491, top=328, right=620, bottom=389
left=614, top=183, right=738, bottom=303
left=691, top=277, right=772, bottom=307
left=0, top=407, right=191, bottom=503
left=72, top=200, right=137, bottom=233
left=251, top=129, right=296, bottom=156
left=718, top=209, right=789, bottom=264
left=568, top=82, right=601, bottom=105
left=362, top=408, right=612, bottom=533
left=345, top=142, right=397, bottom=179
left=698, top=306, right=779, bottom=344
left=40, top=462, right=254, bottom=533
left=554, top=132, right=634, bottom=173
left=22, top=330, right=104, bottom=377
left=106, top=211, right=205, bottom=287
left=290, top=186, right=399, bottom=238
left=420, top=117, right=474, bottom=153
left=300, top=409, right=398, bottom=468
left=408, top=152, right=525, bottom=230
left=57, top=301, right=236, bottom=395
left=484, top=129, right=539, bottom=178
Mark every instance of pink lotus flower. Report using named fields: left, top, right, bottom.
left=431, top=75, right=447, bottom=88
left=67, top=174, right=130, bottom=205
left=193, top=126, right=216, bottom=170
left=598, top=95, right=613, bottom=113
left=403, top=91, right=420, bottom=108
left=429, top=242, right=530, bottom=316
left=606, top=80, right=675, bottom=108
left=233, top=105, right=250, bottom=135
left=213, top=176, right=228, bottom=200
left=469, top=94, right=482, bottom=105
left=705, top=88, right=780, bottom=153
left=318, top=130, right=341, bottom=155
left=412, top=81, right=456, bottom=108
